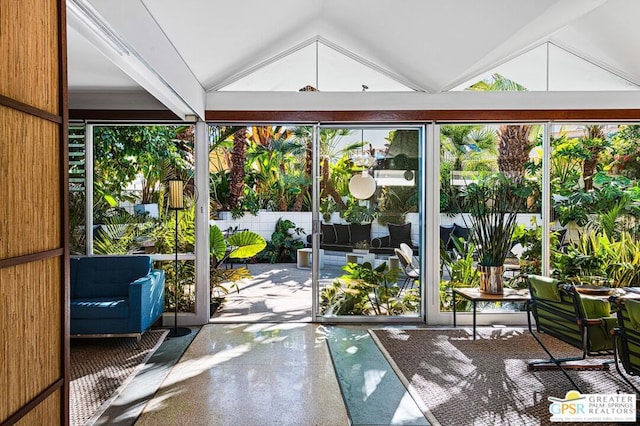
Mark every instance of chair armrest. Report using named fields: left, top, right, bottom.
left=371, top=236, right=390, bottom=248
left=129, top=270, right=165, bottom=330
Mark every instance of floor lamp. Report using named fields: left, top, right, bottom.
left=168, top=179, right=192, bottom=338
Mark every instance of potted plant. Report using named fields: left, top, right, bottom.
left=353, top=240, right=370, bottom=253
left=209, top=225, right=267, bottom=315
left=460, top=173, right=531, bottom=293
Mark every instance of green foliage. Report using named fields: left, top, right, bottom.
left=469, top=73, right=528, bottom=92
left=209, top=225, right=228, bottom=262
left=550, top=135, right=585, bottom=195
left=245, top=137, right=309, bottom=210
left=92, top=213, right=148, bottom=255
left=341, top=199, right=376, bottom=224
left=609, top=125, right=640, bottom=179
left=209, top=267, right=252, bottom=298
left=320, top=261, right=417, bottom=315
left=151, top=198, right=197, bottom=312
left=258, top=218, right=305, bottom=263
left=93, top=125, right=191, bottom=203
left=553, top=172, right=640, bottom=229
left=553, top=192, right=593, bottom=226
left=69, top=190, right=86, bottom=255
left=553, top=230, right=640, bottom=287
left=439, top=237, right=478, bottom=312
left=320, top=197, right=338, bottom=222
left=208, top=225, right=265, bottom=301
left=331, top=155, right=356, bottom=196
left=459, top=173, right=532, bottom=266
left=448, top=238, right=479, bottom=286
left=227, top=231, right=267, bottom=259
left=376, top=186, right=418, bottom=225
left=231, top=191, right=260, bottom=219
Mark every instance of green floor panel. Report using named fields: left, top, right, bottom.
left=326, top=326, right=429, bottom=426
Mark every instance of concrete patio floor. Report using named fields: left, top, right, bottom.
left=209, top=262, right=344, bottom=323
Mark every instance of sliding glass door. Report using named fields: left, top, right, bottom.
left=313, top=125, right=424, bottom=321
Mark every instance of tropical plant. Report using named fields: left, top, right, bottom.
left=93, top=125, right=191, bottom=203
left=289, top=126, right=314, bottom=211
left=469, top=74, right=537, bottom=179
left=550, top=134, right=584, bottom=195
left=439, top=235, right=479, bottom=311
left=245, top=137, right=308, bottom=211
left=440, top=125, right=497, bottom=172
left=581, top=125, right=610, bottom=190
left=320, top=262, right=417, bottom=315
left=319, top=128, right=360, bottom=209
left=69, top=190, right=86, bottom=254
left=341, top=199, right=376, bottom=224
left=229, top=127, right=248, bottom=210
left=552, top=230, right=640, bottom=287
left=320, top=196, right=338, bottom=222
left=376, top=186, right=418, bottom=225
left=209, top=225, right=266, bottom=300
left=609, top=125, right=640, bottom=179
left=258, top=218, right=305, bottom=263
left=459, top=173, right=532, bottom=267
left=553, top=191, right=593, bottom=227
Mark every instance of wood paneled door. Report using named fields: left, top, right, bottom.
left=0, top=0, right=69, bottom=424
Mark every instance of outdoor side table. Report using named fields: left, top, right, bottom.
left=452, top=287, right=530, bottom=340
left=296, top=248, right=324, bottom=269
left=345, top=252, right=375, bottom=266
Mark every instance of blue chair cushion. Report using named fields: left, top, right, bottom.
left=71, top=298, right=130, bottom=319
left=72, top=256, right=152, bottom=298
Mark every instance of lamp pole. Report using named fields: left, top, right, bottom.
left=168, top=179, right=191, bottom=338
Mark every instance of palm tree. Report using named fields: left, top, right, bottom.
left=247, top=125, right=291, bottom=147
left=229, top=127, right=247, bottom=210
left=497, top=124, right=533, bottom=178
left=470, top=73, right=533, bottom=178
left=290, top=126, right=313, bottom=211
left=318, top=128, right=360, bottom=210
left=441, top=125, right=497, bottom=171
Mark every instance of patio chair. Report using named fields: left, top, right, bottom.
left=527, top=275, right=617, bottom=391
left=394, top=248, right=419, bottom=292
left=610, top=298, right=640, bottom=394
left=400, top=243, right=419, bottom=269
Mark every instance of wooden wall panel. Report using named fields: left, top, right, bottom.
left=0, top=0, right=66, bottom=423
left=0, top=258, right=62, bottom=421
left=15, top=391, right=61, bottom=426
left=0, top=0, right=59, bottom=114
left=0, top=105, right=62, bottom=259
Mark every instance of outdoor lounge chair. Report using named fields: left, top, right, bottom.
left=527, top=275, right=617, bottom=391
left=610, top=298, right=640, bottom=394
left=394, top=247, right=419, bottom=292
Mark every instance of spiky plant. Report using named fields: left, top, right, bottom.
left=460, top=174, right=531, bottom=267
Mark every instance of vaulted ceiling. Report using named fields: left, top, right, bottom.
left=67, top=0, right=640, bottom=120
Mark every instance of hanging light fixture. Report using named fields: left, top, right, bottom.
left=349, top=129, right=376, bottom=199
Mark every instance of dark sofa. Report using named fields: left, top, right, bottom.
left=306, top=222, right=417, bottom=255
left=70, top=255, right=165, bottom=341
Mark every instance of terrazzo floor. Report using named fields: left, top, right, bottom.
left=132, top=324, right=428, bottom=426
left=95, top=263, right=430, bottom=425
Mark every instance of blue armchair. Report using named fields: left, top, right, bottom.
left=70, top=255, right=165, bottom=341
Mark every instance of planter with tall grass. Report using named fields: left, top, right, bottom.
left=460, top=174, right=531, bottom=293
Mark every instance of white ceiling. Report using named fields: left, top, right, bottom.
left=67, top=0, right=640, bottom=119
